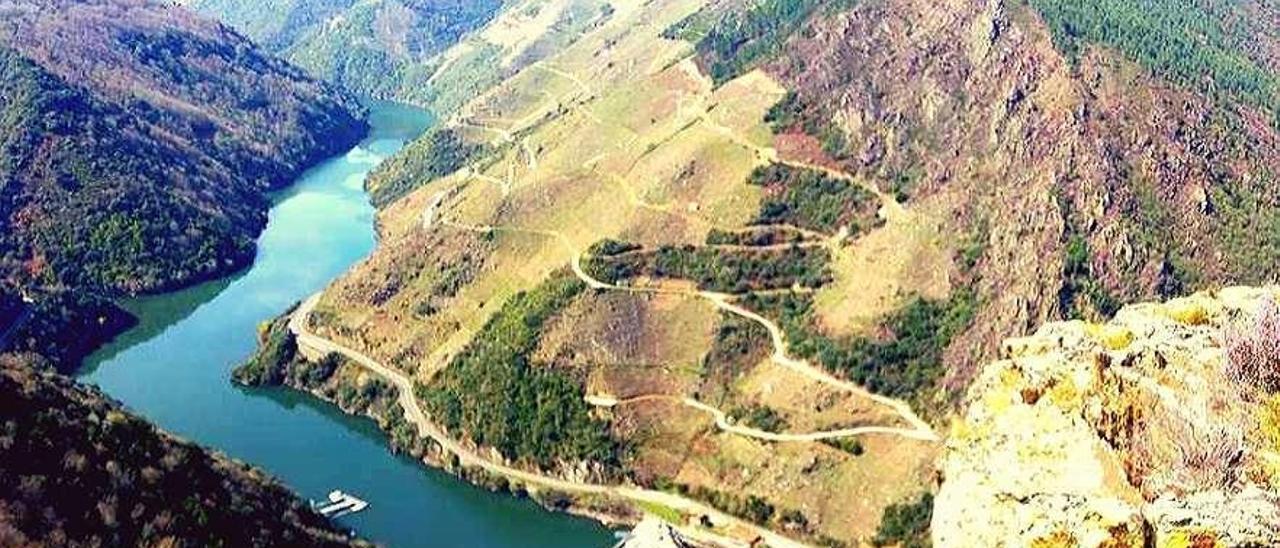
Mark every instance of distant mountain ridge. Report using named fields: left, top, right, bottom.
left=185, top=0, right=505, bottom=104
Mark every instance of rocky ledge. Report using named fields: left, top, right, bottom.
left=934, top=287, right=1280, bottom=546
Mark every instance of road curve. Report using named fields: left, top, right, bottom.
left=587, top=394, right=936, bottom=443
left=440, top=220, right=939, bottom=442
left=288, top=295, right=809, bottom=548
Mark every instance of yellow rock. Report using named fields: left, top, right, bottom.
left=1162, top=297, right=1212, bottom=326
left=1160, top=528, right=1224, bottom=548
left=1085, top=323, right=1134, bottom=350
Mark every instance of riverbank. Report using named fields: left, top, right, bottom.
left=79, top=101, right=615, bottom=547
left=233, top=312, right=646, bottom=530
left=270, top=295, right=812, bottom=548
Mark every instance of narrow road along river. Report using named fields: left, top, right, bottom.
left=78, top=101, right=614, bottom=547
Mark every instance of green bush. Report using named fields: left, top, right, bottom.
left=872, top=492, right=933, bottom=548
left=744, top=288, right=977, bottom=400
left=821, top=437, right=865, bottom=456
left=585, top=242, right=832, bottom=293
left=728, top=404, right=788, bottom=433
left=368, top=127, right=486, bottom=207
left=666, top=0, right=857, bottom=84
left=231, top=316, right=297, bottom=386
left=748, top=163, right=881, bottom=234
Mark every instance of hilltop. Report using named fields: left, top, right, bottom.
left=0, top=0, right=366, bottom=367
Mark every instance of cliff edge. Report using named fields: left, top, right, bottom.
left=935, top=287, right=1280, bottom=546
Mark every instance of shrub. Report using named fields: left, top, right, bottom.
left=728, top=404, right=788, bottom=433
left=873, top=492, right=932, bottom=548
left=1223, top=296, right=1280, bottom=394
left=820, top=437, right=864, bottom=456
left=1259, top=394, right=1280, bottom=453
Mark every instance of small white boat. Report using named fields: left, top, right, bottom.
left=313, top=490, right=370, bottom=518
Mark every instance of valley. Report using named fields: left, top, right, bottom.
left=79, top=101, right=614, bottom=547
left=4, top=0, right=1280, bottom=546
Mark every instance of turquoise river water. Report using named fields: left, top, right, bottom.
left=79, top=102, right=615, bottom=547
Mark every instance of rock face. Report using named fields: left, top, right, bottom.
left=935, top=287, right=1280, bottom=546
left=618, top=517, right=692, bottom=548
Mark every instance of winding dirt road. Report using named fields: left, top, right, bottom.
left=587, top=394, right=934, bottom=443
left=288, top=295, right=807, bottom=548
left=440, top=220, right=939, bottom=442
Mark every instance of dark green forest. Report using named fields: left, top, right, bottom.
left=0, top=356, right=357, bottom=547
left=1030, top=0, right=1279, bottom=117
left=666, top=0, right=856, bottom=84
left=418, top=274, right=621, bottom=471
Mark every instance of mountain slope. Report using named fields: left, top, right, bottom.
left=188, top=0, right=618, bottom=118
left=0, top=354, right=361, bottom=547
left=0, top=0, right=366, bottom=366
left=695, top=0, right=1280, bottom=394
left=240, top=0, right=1280, bottom=545
left=185, top=0, right=505, bottom=106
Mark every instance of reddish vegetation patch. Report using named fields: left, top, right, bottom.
left=773, top=131, right=840, bottom=171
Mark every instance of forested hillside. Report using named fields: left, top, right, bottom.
left=0, top=354, right=361, bottom=547
left=186, top=0, right=505, bottom=102
left=0, top=0, right=366, bottom=367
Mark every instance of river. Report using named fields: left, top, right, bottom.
left=78, top=102, right=615, bottom=547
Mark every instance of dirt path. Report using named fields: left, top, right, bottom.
left=694, top=113, right=908, bottom=225
left=440, top=220, right=939, bottom=442
left=288, top=295, right=807, bottom=548
left=587, top=394, right=935, bottom=442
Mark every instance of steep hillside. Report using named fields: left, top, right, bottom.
left=185, top=0, right=505, bottom=106
left=739, top=0, right=1280, bottom=396
left=0, top=0, right=366, bottom=366
left=189, top=0, right=616, bottom=118
left=0, top=354, right=361, bottom=547
left=278, top=0, right=939, bottom=545
left=935, top=287, right=1280, bottom=546
left=243, top=0, right=1280, bottom=545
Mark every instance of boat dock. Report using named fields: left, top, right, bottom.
left=314, top=490, right=369, bottom=518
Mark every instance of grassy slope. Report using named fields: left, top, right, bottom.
left=301, top=0, right=939, bottom=542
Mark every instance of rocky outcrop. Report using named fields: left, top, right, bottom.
left=935, top=287, right=1280, bottom=546
left=618, top=517, right=693, bottom=548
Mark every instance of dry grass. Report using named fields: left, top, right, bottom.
left=309, top=0, right=944, bottom=543
left=1223, top=295, right=1280, bottom=395
left=812, top=194, right=954, bottom=336
left=732, top=359, right=907, bottom=432
left=1131, top=400, right=1245, bottom=498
